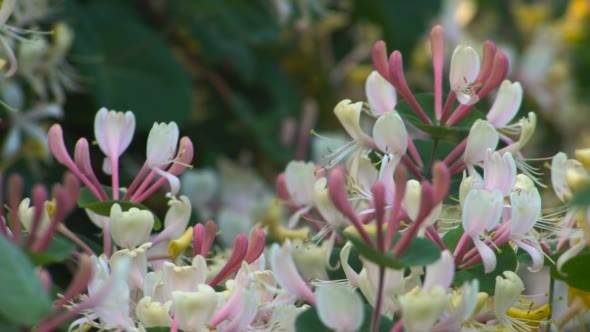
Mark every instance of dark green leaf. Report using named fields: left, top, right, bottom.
left=442, top=225, right=464, bottom=253
left=67, top=0, right=192, bottom=130
left=78, top=187, right=162, bottom=231
left=552, top=248, right=590, bottom=292
left=570, top=184, right=590, bottom=206
left=0, top=236, right=52, bottom=325
left=25, top=234, right=76, bottom=265
left=395, top=93, right=485, bottom=139
left=452, top=243, right=518, bottom=294
left=341, top=231, right=441, bottom=270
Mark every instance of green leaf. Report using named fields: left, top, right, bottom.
left=66, top=0, right=192, bottom=130
left=570, top=184, right=590, bottom=206
left=452, top=243, right=518, bottom=294
left=341, top=231, right=441, bottom=269
left=442, top=225, right=464, bottom=253
left=78, top=187, right=162, bottom=231
left=0, top=236, right=52, bottom=325
left=25, top=234, right=76, bottom=265
left=327, top=245, right=362, bottom=280
left=395, top=93, right=485, bottom=139
left=552, top=248, right=590, bottom=292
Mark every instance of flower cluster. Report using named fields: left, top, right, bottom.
left=4, top=21, right=590, bottom=332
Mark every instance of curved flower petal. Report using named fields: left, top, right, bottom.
left=316, top=283, right=364, bottom=331
left=366, top=70, right=396, bottom=115
left=473, top=237, right=497, bottom=273
left=372, top=111, right=408, bottom=156
left=486, top=80, right=522, bottom=128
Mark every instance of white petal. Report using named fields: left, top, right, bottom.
left=473, top=237, right=497, bottom=273
left=464, top=120, right=498, bottom=166
left=316, top=283, right=364, bottom=331
left=487, top=80, right=522, bottom=128
left=449, top=45, right=480, bottom=91
left=366, top=70, right=396, bottom=115
left=372, top=111, right=408, bottom=155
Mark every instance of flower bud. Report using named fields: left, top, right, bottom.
left=109, top=204, right=154, bottom=249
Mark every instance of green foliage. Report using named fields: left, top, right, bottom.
left=452, top=243, right=518, bottom=294
left=552, top=248, right=590, bottom=292
left=25, top=234, right=76, bottom=265
left=0, top=236, right=52, bottom=326
left=65, top=0, right=192, bottom=130
left=442, top=225, right=464, bottom=253
left=77, top=187, right=162, bottom=231
left=341, top=231, right=441, bottom=270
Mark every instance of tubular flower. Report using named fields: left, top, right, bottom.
left=449, top=44, right=481, bottom=105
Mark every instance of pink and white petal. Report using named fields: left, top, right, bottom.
left=372, top=111, right=407, bottom=155
left=473, top=237, right=497, bottom=273
left=514, top=239, right=544, bottom=272
left=487, top=80, right=523, bottom=128
left=339, top=242, right=360, bottom=287
left=423, top=250, right=454, bottom=291
left=556, top=239, right=587, bottom=273
left=269, top=242, right=316, bottom=305
left=366, top=71, right=396, bottom=115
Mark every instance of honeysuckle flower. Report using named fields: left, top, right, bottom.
left=109, top=203, right=154, bottom=249
left=313, top=177, right=347, bottom=228
left=552, top=152, right=586, bottom=202
left=291, top=239, right=331, bottom=281
left=18, top=198, right=52, bottom=237
left=423, top=250, right=455, bottom=291
left=162, top=256, right=208, bottom=301
left=486, top=80, right=523, bottom=128
left=432, top=279, right=481, bottom=332
left=146, top=122, right=182, bottom=195
left=365, top=70, right=396, bottom=115
left=509, top=187, right=544, bottom=271
left=109, top=243, right=151, bottom=291
left=171, top=285, right=219, bottom=332
left=284, top=160, right=316, bottom=207
left=449, top=44, right=481, bottom=105
left=151, top=195, right=191, bottom=245
left=493, top=271, right=526, bottom=329
left=464, top=120, right=499, bottom=171
left=499, top=112, right=537, bottom=155
left=269, top=241, right=317, bottom=305
left=482, top=149, right=517, bottom=196
left=398, top=286, right=449, bottom=332
left=328, top=99, right=375, bottom=167
left=316, top=283, right=364, bottom=332
left=403, top=179, right=442, bottom=233
left=372, top=111, right=408, bottom=157
left=81, top=254, right=136, bottom=331
left=462, top=189, right=504, bottom=272
left=135, top=296, right=172, bottom=328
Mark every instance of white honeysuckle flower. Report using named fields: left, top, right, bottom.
left=18, top=198, right=51, bottom=236
left=94, top=108, right=135, bottom=161
left=423, top=250, right=454, bottom=291
left=85, top=254, right=136, bottom=330
left=464, top=120, right=498, bottom=170
left=432, top=279, right=481, bottom=332
left=109, top=203, right=154, bottom=249
left=284, top=160, right=316, bottom=206
left=494, top=271, right=525, bottom=328
left=551, top=152, right=586, bottom=202
left=403, top=179, right=442, bottom=231
left=513, top=174, right=535, bottom=193
left=269, top=241, right=316, bottom=304
left=172, top=285, right=218, bottom=332
left=135, top=296, right=172, bottom=328
left=152, top=195, right=192, bottom=244
left=462, top=189, right=504, bottom=273
left=144, top=271, right=165, bottom=303
left=365, top=70, right=396, bottom=115
left=486, top=80, right=523, bottom=128
left=499, top=112, right=537, bottom=155
left=483, top=149, right=516, bottom=196
left=162, top=256, right=208, bottom=302
left=449, top=44, right=481, bottom=105
left=146, top=122, right=181, bottom=195
left=146, top=122, right=179, bottom=167
left=398, top=286, right=449, bottom=332
left=334, top=99, right=365, bottom=142
left=509, top=188, right=544, bottom=271
left=291, top=239, right=331, bottom=281
left=372, top=111, right=407, bottom=156
left=316, top=283, right=364, bottom=332
left=110, top=243, right=151, bottom=291
left=349, top=153, right=378, bottom=198
left=312, top=177, right=347, bottom=228
left=459, top=173, right=478, bottom=208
